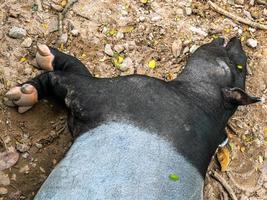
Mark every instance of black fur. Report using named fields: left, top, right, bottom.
left=25, top=37, right=257, bottom=177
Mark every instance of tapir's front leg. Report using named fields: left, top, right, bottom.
left=5, top=45, right=90, bottom=114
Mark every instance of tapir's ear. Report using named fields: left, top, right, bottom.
left=222, top=87, right=261, bottom=106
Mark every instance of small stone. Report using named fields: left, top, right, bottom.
left=235, top=0, right=245, bottom=4
left=151, top=15, right=162, bottom=22
left=35, top=143, right=43, bottom=149
left=51, top=3, right=63, bottom=11
left=22, top=152, right=29, bottom=159
left=0, top=187, right=8, bottom=195
left=246, top=38, right=258, bottom=48
left=189, top=44, right=199, bottom=53
left=139, top=16, right=145, bottom=22
left=185, top=7, right=192, bottom=15
left=21, top=37, right=32, bottom=48
left=263, top=8, right=267, bottom=17
left=120, top=57, right=133, bottom=72
left=19, top=165, right=30, bottom=174
left=8, top=27, right=27, bottom=39
left=70, top=29, right=79, bottom=36
left=104, top=44, right=114, bottom=56
left=58, top=33, right=68, bottom=44
left=172, top=39, right=183, bottom=58
left=116, top=32, right=124, bottom=40
left=0, top=172, right=10, bottom=186
left=16, top=142, right=30, bottom=153
left=114, top=45, right=125, bottom=53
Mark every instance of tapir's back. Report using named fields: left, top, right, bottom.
left=34, top=122, right=203, bottom=200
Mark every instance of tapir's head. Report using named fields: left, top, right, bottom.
left=179, top=37, right=261, bottom=108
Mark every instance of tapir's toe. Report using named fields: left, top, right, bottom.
left=5, top=84, right=38, bottom=113
left=36, top=44, right=54, bottom=71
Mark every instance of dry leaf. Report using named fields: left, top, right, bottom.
left=217, top=146, right=230, bottom=172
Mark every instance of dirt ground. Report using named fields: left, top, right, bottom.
left=0, top=0, right=266, bottom=199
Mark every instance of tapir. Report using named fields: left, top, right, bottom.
left=5, top=37, right=260, bottom=200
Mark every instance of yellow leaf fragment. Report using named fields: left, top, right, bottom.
left=263, top=127, right=267, bottom=134
left=148, top=59, right=156, bottom=69
left=61, top=0, right=67, bottom=7
left=42, top=23, right=49, bottom=30
left=217, top=146, right=230, bottom=172
left=20, top=57, right=28, bottom=63
left=140, top=0, right=149, bottom=3
left=120, top=26, right=134, bottom=33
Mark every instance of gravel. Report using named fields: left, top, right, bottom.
left=8, top=27, right=26, bottom=39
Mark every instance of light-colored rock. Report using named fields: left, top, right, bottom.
left=116, top=32, right=124, bottom=40
left=51, top=3, right=63, bottom=11
left=120, top=57, right=133, bottom=72
left=151, top=15, right=162, bottom=22
left=16, top=142, right=30, bottom=153
left=8, top=27, right=27, bottom=39
left=172, top=39, right=183, bottom=58
left=183, top=46, right=190, bottom=54
left=185, top=7, right=192, bottom=16
left=0, top=187, right=8, bottom=195
left=114, top=45, right=125, bottom=53
left=247, top=38, right=258, bottom=48
left=70, top=29, right=79, bottom=36
left=235, top=0, right=245, bottom=4
left=58, top=33, right=68, bottom=44
left=21, top=37, right=32, bottom=48
left=104, top=44, right=114, bottom=56
left=0, top=172, right=10, bottom=186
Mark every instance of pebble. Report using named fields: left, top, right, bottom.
left=172, top=39, right=183, bottom=58
left=0, top=172, right=10, bottom=186
left=235, top=0, right=245, bottom=4
left=16, top=142, right=30, bottom=153
left=263, top=8, right=267, bottom=17
left=190, top=44, right=199, bottom=53
left=51, top=3, right=64, bottom=11
left=70, top=29, right=79, bottom=36
left=114, top=44, right=125, bottom=53
left=8, top=27, right=27, bottom=39
left=246, top=38, right=258, bottom=48
left=22, top=152, right=29, bottom=159
left=138, top=16, right=145, bottom=22
left=0, top=187, right=8, bottom=195
left=104, top=44, right=114, bottom=56
left=151, top=15, right=162, bottom=22
left=185, top=7, right=192, bottom=16
left=21, top=37, right=32, bottom=48
left=35, top=143, right=43, bottom=149
left=120, top=57, right=133, bottom=72
left=116, top=32, right=124, bottom=40
left=58, top=33, right=68, bottom=44
left=19, top=165, right=30, bottom=174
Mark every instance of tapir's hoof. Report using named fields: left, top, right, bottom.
left=5, top=84, right=38, bottom=113
left=36, top=44, right=54, bottom=71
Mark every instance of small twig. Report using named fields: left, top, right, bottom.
left=35, top=0, right=43, bottom=11
left=58, top=0, right=78, bottom=36
left=207, top=1, right=267, bottom=30
left=62, top=0, right=78, bottom=15
left=210, top=171, right=238, bottom=200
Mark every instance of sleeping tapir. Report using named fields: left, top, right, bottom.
left=5, top=37, right=260, bottom=200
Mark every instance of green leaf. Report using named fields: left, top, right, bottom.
left=169, top=173, right=180, bottom=181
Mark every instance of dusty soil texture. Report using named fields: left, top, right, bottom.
left=0, top=0, right=266, bottom=199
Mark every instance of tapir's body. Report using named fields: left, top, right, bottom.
left=5, top=37, right=260, bottom=200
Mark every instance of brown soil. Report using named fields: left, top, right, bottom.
left=0, top=0, right=266, bottom=199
